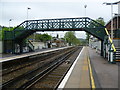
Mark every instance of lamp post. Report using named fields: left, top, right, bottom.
left=103, top=2, right=117, bottom=39
left=27, top=7, right=31, bottom=20
left=84, top=5, right=87, bottom=16
left=9, top=19, right=13, bottom=31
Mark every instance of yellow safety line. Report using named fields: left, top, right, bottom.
left=87, top=56, right=96, bottom=89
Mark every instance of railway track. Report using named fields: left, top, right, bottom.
left=2, top=47, right=72, bottom=83
left=2, top=47, right=82, bottom=89
left=30, top=47, right=82, bottom=89
left=2, top=48, right=67, bottom=75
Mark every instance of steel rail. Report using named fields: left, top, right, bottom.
left=2, top=47, right=75, bottom=89
left=2, top=49, right=64, bottom=76
left=18, top=47, right=77, bottom=89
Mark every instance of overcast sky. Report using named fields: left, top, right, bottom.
left=0, top=0, right=119, bottom=39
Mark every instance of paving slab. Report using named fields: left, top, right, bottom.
left=59, top=46, right=118, bottom=89
left=64, top=47, right=91, bottom=88
left=88, top=47, right=118, bottom=88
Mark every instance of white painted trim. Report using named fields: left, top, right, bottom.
left=57, top=47, right=84, bottom=89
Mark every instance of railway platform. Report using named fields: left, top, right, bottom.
left=58, top=47, right=118, bottom=89
left=0, top=47, right=70, bottom=62
left=0, top=48, right=57, bottom=59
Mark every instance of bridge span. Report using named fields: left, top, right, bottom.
left=3, top=17, right=118, bottom=63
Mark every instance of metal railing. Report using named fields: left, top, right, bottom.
left=104, top=28, right=116, bottom=63
left=105, top=28, right=116, bottom=52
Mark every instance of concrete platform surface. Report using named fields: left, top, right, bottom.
left=88, top=47, right=118, bottom=88
left=58, top=46, right=118, bottom=89
left=64, top=47, right=90, bottom=88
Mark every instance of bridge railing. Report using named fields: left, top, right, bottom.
left=14, top=17, right=104, bottom=30
left=12, top=17, right=106, bottom=40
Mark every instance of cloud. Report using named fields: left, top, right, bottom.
left=0, top=0, right=118, bottom=27
left=1, top=0, right=119, bottom=3
left=1, top=0, right=81, bottom=3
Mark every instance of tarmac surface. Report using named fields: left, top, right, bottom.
left=88, top=47, right=118, bottom=88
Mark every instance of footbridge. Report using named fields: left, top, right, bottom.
left=3, top=17, right=117, bottom=63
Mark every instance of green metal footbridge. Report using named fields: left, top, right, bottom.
left=3, top=17, right=117, bottom=63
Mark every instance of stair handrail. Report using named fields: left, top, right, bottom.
left=27, top=40, right=34, bottom=51
left=105, top=28, right=116, bottom=52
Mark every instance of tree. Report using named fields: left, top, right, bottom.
left=86, top=32, right=90, bottom=44
left=96, top=17, right=105, bottom=26
left=64, top=31, right=80, bottom=46
left=38, top=34, right=52, bottom=42
left=28, top=33, right=52, bottom=42
left=0, top=30, right=2, bottom=40
left=35, top=34, right=52, bottom=42
left=0, top=26, right=15, bottom=40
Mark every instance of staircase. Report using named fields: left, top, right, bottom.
left=114, top=47, right=120, bottom=62
left=26, top=40, right=34, bottom=52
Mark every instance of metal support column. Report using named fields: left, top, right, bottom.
left=12, top=31, right=15, bottom=54
left=12, top=40, right=15, bottom=54
left=110, top=47, right=113, bottom=63
left=103, top=42, right=106, bottom=58
left=3, top=40, right=6, bottom=53
left=20, top=42, right=23, bottom=54
left=101, top=41, right=103, bottom=56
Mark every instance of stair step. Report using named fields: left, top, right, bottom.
left=116, top=52, right=120, bottom=54
left=115, top=53, right=120, bottom=54
left=115, top=60, right=120, bottom=62
left=116, top=55, right=120, bottom=57
left=116, top=50, right=120, bottom=52
left=113, top=54, right=120, bottom=56
left=115, top=57, right=120, bottom=59
left=115, top=52, right=120, bottom=53
left=114, top=47, right=120, bottom=62
left=115, top=48, right=120, bottom=50
left=115, top=47, right=120, bottom=48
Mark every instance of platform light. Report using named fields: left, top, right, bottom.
left=84, top=5, right=87, bottom=16
left=27, top=7, right=31, bottom=20
left=9, top=19, right=13, bottom=31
